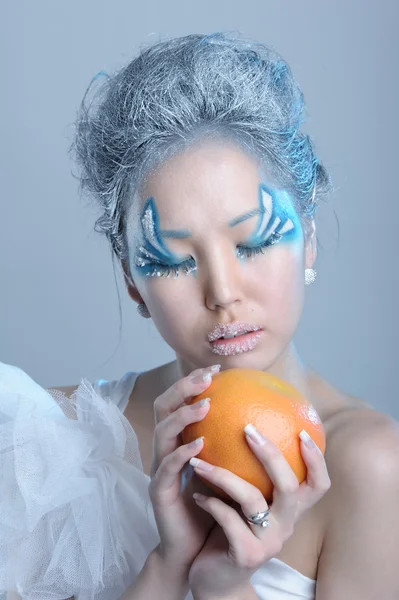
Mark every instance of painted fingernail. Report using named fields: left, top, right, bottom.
left=189, top=457, right=214, bottom=471
left=244, top=423, right=266, bottom=446
left=191, top=398, right=210, bottom=410
left=187, top=436, right=204, bottom=449
left=193, top=492, right=207, bottom=502
left=209, top=364, right=221, bottom=373
left=299, top=429, right=317, bottom=450
left=191, top=372, right=212, bottom=384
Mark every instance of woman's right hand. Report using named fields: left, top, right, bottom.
left=148, top=364, right=221, bottom=573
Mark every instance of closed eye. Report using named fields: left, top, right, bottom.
left=134, top=254, right=197, bottom=278
left=236, top=231, right=282, bottom=260
left=135, top=225, right=287, bottom=278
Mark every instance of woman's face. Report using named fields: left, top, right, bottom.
left=126, top=139, right=316, bottom=372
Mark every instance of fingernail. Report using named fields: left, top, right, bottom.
left=299, top=429, right=317, bottom=450
left=191, top=372, right=212, bottom=384
left=193, top=492, right=207, bottom=502
left=187, top=436, right=204, bottom=449
left=189, top=457, right=214, bottom=471
left=244, top=423, right=267, bottom=446
left=210, top=364, right=221, bottom=373
left=191, top=398, right=210, bottom=410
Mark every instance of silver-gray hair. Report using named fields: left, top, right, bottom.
left=72, top=32, right=332, bottom=260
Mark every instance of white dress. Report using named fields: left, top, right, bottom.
left=0, top=363, right=316, bottom=600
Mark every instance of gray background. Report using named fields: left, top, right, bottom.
left=1, top=1, right=398, bottom=418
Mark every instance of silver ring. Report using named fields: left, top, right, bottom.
left=246, top=509, right=271, bottom=528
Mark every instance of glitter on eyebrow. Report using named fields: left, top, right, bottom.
left=134, top=246, right=160, bottom=267
left=245, top=183, right=297, bottom=245
left=133, top=197, right=196, bottom=277
left=137, top=198, right=187, bottom=263
left=253, top=187, right=274, bottom=238
left=141, top=204, right=157, bottom=244
left=138, top=246, right=160, bottom=261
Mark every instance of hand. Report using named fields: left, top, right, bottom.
left=148, top=364, right=220, bottom=573
left=188, top=425, right=331, bottom=598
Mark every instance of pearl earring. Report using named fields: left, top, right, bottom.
left=137, top=303, right=151, bottom=318
left=305, top=268, right=317, bottom=285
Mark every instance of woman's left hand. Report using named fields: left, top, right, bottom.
left=188, top=425, right=331, bottom=598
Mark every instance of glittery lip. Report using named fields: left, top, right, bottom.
left=210, top=330, right=263, bottom=356
left=207, top=322, right=262, bottom=343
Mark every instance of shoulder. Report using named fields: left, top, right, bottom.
left=309, top=369, right=398, bottom=522
left=126, top=361, right=178, bottom=407
left=315, top=406, right=399, bottom=593
left=324, top=406, right=399, bottom=488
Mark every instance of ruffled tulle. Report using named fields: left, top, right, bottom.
left=0, top=362, right=160, bottom=600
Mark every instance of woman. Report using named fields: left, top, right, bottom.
left=2, top=32, right=398, bottom=599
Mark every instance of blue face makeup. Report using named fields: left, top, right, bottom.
left=132, top=183, right=301, bottom=278
left=235, top=183, right=300, bottom=261
left=133, top=198, right=197, bottom=278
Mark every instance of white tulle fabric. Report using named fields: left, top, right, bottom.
left=0, top=362, right=315, bottom=600
left=0, top=362, right=159, bottom=600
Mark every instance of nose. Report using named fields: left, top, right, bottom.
left=202, top=247, right=243, bottom=312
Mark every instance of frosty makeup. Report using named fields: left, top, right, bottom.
left=208, top=322, right=263, bottom=356
left=234, top=183, right=300, bottom=261
left=132, top=198, right=197, bottom=278
left=132, top=183, right=300, bottom=279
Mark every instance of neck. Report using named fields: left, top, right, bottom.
left=173, top=342, right=312, bottom=400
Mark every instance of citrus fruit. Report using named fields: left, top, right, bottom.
left=182, top=368, right=326, bottom=502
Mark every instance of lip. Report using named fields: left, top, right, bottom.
left=207, top=322, right=262, bottom=343
left=209, top=329, right=263, bottom=356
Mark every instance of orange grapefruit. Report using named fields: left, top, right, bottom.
left=182, top=368, right=326, bottom=502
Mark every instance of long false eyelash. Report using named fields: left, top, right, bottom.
left=236, top=231, right=282, bottom=260
left=137, top=231, right=283, bottom=278
left=138, top=257, right=197, bottom=278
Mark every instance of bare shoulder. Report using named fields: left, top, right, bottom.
left=314, top=394, right=399, bottom=592
left=324, top=399, right=398, bottom=452
left=127, top=361, right=178, bottom=408
left=320, top=374, right=398, bottom=480
left=326, top=403, right=398, bottom=494
left=124, top=364, right=177, bottom=475
left=124, top=362, right=176, bottom=429
left=319, top=393, right=399, bottom=532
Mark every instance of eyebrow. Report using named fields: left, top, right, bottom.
left=158, top=207, right=264, bottom=239
left=228, top=207, right=264, bottom=227
left=158, top=229, right=192, bottom=239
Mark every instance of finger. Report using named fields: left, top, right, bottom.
left=151, top=436, right=205, bottom=500
left=189, top=457, right=271, bottom=537
left=153, top=364, right=220, bottom=423
left=153, top=398, right=211, bottom=466
left=297, top=430, right=331, bottom=505
left=244, top=425, right=299, bottom=523
left=192, top=493, right=260, bottom=559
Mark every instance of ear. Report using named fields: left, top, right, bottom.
left=121, top=260, right=144, bottom=304
left=304, top=219, right=317, bottom=269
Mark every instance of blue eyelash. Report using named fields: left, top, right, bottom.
left=138, top=232, right=282, bottom=277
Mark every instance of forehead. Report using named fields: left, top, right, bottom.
left=129, top=139, right=292, bottom=232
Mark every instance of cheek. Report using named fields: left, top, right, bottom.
left=253, top=245, right=305, bottom=314
left=138, top=278, right=198, bottom=336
